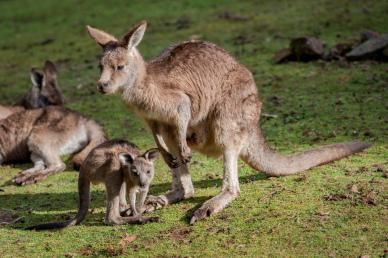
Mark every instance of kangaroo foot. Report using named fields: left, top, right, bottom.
left=12, top=164, right=65, bottom=186
left=13, top=172, right=50, bottom=185
left=190, top=191, right=239, bottom=224
left=106, top=215, right=160, bottom=225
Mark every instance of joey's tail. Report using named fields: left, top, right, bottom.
left=241, top=127, right=371, bottom=177
left=26, top=174, right=90, bottom=230
left=71, top=120, right=106, bottom=170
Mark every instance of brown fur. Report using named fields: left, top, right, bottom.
left=87, top=21, right=371, bottom=223
left=0, top=106, right=106, bottom=185
left=26, top=139, right=159, bottom=230
left=0, top=60, right=64, bottom=120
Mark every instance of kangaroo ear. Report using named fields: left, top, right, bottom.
left=86, top=25, right=118, bottom=48
left=30, top=68, right=44, bottom=89
left=119, top=152, right=134, bottom=166
left=122, top=21, right=147, bottom=50
left=143, top=148, right=160, bottom=162
left=43, top=60, right=57, bottom=82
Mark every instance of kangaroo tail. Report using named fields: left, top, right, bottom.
left=240, top=127, right=371, bottom=177
left=71, top=119, right=106, bottom=170
left=26, top=173, right=90, bottom=230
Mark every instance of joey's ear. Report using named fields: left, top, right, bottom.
left=86, top=25, right=118, bottom=48
left=143, top=148, right=160, bottom=162
left=122, top=21, right=147, bottom=50
left=30, top=68, right=44, bottom=88
left=119, top=152, right=134, bottom=166
left=43, top=60, right=57, bottom=82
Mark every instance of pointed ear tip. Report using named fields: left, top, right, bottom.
left=44, top=60, right=56, bottom=67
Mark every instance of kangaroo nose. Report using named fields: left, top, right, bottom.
left=97, top=81, right=108, bottom=92
left=98, top=81, right=108, bottom=88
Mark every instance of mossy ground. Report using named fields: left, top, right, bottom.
left=0, top=0, right=387, bottom=257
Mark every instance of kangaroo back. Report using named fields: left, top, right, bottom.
left=71, top=119, right=106, bottom=170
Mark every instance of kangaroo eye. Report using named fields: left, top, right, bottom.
left=117, top=65, right=124, bottom=71
left=147, top=170, right=151, bottom=174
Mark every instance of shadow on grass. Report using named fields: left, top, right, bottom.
left=0, top=172, right=268, bottom=228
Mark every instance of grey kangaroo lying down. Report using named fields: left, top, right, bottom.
left=27, top=139, right=160, bottom=230
left=0, top=106, right=106, bottom=185
left=87, top=21, right=371, bottom=224
left=0, top=60, right=64, bottom=120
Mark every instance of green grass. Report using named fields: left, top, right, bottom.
left=0, top=0, right=387, bottom=257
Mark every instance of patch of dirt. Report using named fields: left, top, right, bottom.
left=324, top=182, right=381, bottom=206
left=0, top=209, right=22, bottom=226
left=324, top=193, right=350, bottom=201
left=233, top=34, right=253, bottom=45
left=165, top=16, right=192, bottom=30
left=160, top=226, right=193, bottom=243
left=118, top=234, right=137, bottom=253
left=260, top=184, right=285, bottom=204
left=217, top=11, right=250, bottom=21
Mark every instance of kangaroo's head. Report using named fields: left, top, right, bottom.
left=119, top=148, right=159, bottom=189
left=86, top=21, right=147, bottom=95
left=23, top=60, right=64, bottom=108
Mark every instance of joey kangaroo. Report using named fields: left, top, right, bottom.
left=0, top=60, right=64, bottom=120
left=27, top=139, right=160, bottom=230
left=87, top=21, right=371, bottom=224
left=0, top=106, right=106, bottom=185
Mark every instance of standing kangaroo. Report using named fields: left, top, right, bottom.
left=27, top=139, right=159, bottom=230
left=0, top=60, right=64, bottom=120
left=0, top=106, right=106, bottom=185
left=87, top=21, right=371, bottom=224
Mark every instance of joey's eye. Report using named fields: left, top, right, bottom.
left=117, top=65, right=124, bottom=71
left=147, top=170, right=151, bottom=175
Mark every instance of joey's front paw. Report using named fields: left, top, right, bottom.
left=120, top=208, right=132, bottom=217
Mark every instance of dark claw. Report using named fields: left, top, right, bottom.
left=190, top=206, right=213, bottom=225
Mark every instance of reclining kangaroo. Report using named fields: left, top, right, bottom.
left=27, top=139, right=160, bottom=230
left=0, top=106, right=106, bottom=185
left=0, top=60, right=64, bottom=120
left=87, top=21, right=371, bottom=224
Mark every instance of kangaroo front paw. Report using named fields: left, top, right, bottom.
left=180, top=146, right=192, bottom=164
left=162, top=151, right=181, bottom=168
left=144, top=195, right=168, bottom=213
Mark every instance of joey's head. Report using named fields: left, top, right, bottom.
left=25, top=60, right=64, bottom=108
left=86, top=21, right=147, bottom=95
left=119, top=148, right=159, bottom=189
